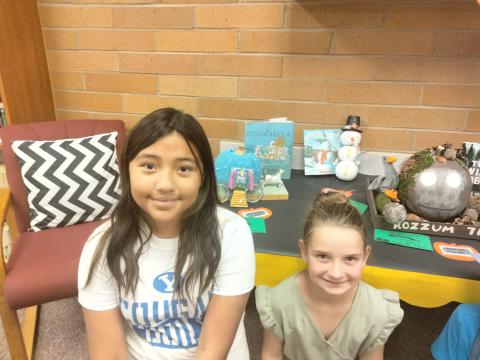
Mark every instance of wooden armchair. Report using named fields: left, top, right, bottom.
left=0, top=119, right=126, bottom=360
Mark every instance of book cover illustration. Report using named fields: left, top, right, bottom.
left=304, top=129, right=342, bottom=175
left=463, top=141, right=480, bottom=196
left=244, top=119, right=294, bottom=180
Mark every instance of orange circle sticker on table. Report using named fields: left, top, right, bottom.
left=238, top=207, right=272, bottom=219
left=433, top=242, right=479, bottom=262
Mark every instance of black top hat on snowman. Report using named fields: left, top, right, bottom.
left=342, top=115, right=362, bottom=132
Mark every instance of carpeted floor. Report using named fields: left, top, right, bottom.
left=0, top=292, right=456, bottom=360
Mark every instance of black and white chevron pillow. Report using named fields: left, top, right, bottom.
left=12, top=132, right=121, bottom=232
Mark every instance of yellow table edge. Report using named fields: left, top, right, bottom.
left=255, top=252, right=480, bottom=308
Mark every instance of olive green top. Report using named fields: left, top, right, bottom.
left=255, top=275, right=404, bottom=360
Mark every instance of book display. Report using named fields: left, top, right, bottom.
left=244, top=118, right=294, bottom=180
left=303, top=129, right=342, bottom=175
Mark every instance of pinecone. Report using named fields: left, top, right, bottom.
left=399, top=158, right=416, bottom=175
left=444, top=148, right=457, bottom=161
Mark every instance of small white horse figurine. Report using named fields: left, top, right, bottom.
left=263, top=169, right=285, bottom=188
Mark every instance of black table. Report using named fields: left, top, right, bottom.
left=233, top=170, right=480, bottom=308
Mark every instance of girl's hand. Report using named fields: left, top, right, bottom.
left=261, top=328, right=284, bottom=360
left=82, top=307, right=128, bottom=360
left=359, top=345, right=384, bottom=360
left=195, top=292, right=250, bottom=360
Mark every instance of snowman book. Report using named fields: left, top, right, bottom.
left=303, top=129, right=342, bottom=175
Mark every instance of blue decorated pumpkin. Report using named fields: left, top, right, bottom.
left=214, top=147, right=263, bottom=190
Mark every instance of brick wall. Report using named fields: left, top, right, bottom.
left=38, top=0, right=480, bottom=155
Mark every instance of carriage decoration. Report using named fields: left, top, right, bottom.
left=214, top=147, right=264, bottom=207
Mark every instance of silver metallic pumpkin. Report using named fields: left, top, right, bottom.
left=404, top=161, right=472, bottom=222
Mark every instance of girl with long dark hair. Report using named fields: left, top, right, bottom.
left=78, top=108, right=255, bottom=359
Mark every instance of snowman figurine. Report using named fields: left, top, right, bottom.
left=335, top=115, right=362, bottom=181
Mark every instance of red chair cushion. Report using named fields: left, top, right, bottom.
left=4, top=221, right=102, bottom=310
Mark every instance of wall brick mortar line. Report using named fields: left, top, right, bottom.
left=121, top=93, right=202, bottom=99
left=325, top=79, right=331, bottom=101
left=364, top=126, right=480, bottom=135
left=361, top=126, right=421, bottom=132
left=234, top=96, right=328, bottom=103
left=55, top=50, right=236, bottom=55
left=44, top=27, right=373, bottom=32
left=120, top=90, right=125, bottom=113
left=110, top=6, right=117, bottom=30
left=330, top=30, right=336, bottom=54
left=81, top=72, right=86, bottom=92
left=239, top=51, right=323, bottom=56
left=236, top=30, right=240, bottom=52
left=116, top=51, right=285, bottom=56
left=61, top=70, right=155, bottom=75
left=56, top=90, right=477, bottom=113
left=73, top=28, right=160, bottom=33
left=88, top=110, right=144, bottom=116
left=411, top=131, right=418, bottom=150
left=157, top=74, right=240, bottom=80
left=235, top=75, right=240, bottom=99
left=363, top=146, right=414, bottom=153
left=200, top=120, right=246, bottom=128
left=192, top=3, right=197, bottom=30
left=55, top=108, right=93, bottom=113
left=40, top=4, right=114, bottom=8
left=156, top=75, right=161, bottom=96
left=419, top=83, right=425, bottom=106
left=284, top=55, right=475, bottom=62
left=74, top=29, right=80, bottom=50
left=330, top=79, right=454, bottom=85
left=380, top=5, right=388, bottom=30
left=241, top=29, right=336, bottom=33
left=113, top=50, right=120, bottom=73
left=194, top=3, right=282, bottom=8
left=43, top=27, right=116, bottom=31
left=43, top=4, right=199, bottom=8
left=372, top=54, right=380, bottom=79
left=200, top=98, right=338, bottom=105
left=280, top=54, right=408, bottom=59
left=279, top=54, right=284, bottom=79
left=462, top=113, right=469, bottom=131
left=199, top=117, right=244, bottom=122
left=365, top=103, right=475, bottom=110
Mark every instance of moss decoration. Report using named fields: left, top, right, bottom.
left=398, top=149, right=435, bottom=203
left=398, top=144, right=469, bottom=204
left=374, top=192, right=392, bottom=214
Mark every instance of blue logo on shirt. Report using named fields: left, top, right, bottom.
left=153, top=272, right=175, bottom=293
left=121, top=273, right=211, bottom=349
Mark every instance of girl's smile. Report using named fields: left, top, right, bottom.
left=150, top=197, right=180, bottom=207
left=299, top=225, right=370, bottom=298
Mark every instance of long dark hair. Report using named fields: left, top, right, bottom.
left=87, top=108, right=221, bottom=300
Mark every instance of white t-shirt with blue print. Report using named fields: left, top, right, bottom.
left=78, top=206, right=256, bottom=360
